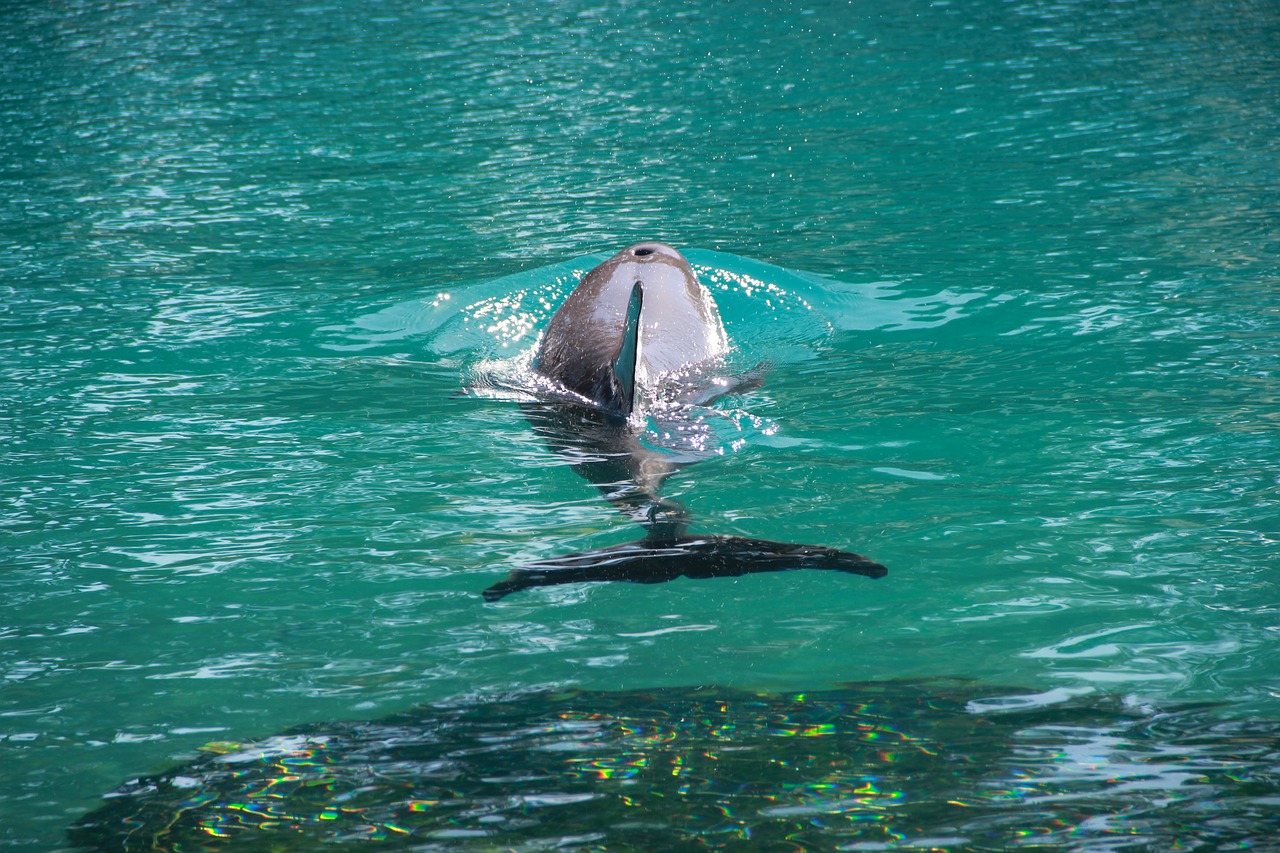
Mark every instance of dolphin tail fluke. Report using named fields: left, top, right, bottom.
left=482, top=534, right=886, bottom=602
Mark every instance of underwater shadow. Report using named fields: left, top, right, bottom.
left=71, top=679, right=1280, bottom=852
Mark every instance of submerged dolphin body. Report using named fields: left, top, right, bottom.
left=482, top=242, right=885, bottom=601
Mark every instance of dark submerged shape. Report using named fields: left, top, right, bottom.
left=484, top=242, right=885, bottom=600
left=483, top=534, right=887, bottom=602
left=70, top=681, right=1280, bottom=851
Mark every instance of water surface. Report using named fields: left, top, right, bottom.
left=2, top=0, right=1278, bottom=850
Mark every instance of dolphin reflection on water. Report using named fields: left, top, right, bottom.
left=478, top=242, right=885, bottom=601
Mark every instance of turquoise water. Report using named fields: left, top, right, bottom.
left=3, top=0, right=1279, bottom=849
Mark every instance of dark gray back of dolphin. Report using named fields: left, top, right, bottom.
left=483, top=242, right=885, bottom=601
left=533, top=242, right=726, bottom=416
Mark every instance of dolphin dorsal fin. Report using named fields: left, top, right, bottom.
left=612, top=281, right=644, bottom=415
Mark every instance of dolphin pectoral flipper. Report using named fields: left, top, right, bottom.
left=482, top=535, right=886, bottom=602
left=611, top=281, right=644, bottom=415
left=676, top=360, right=772, bottom=408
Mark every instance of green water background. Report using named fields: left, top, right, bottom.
left=3, top=0, right=1278, bottom=848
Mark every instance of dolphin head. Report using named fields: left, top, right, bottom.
left=534, top=242, right=727, bottom=416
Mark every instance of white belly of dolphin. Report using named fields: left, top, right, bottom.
left=608, top=259, right=726, bottom=381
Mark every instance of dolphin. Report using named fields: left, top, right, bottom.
left=482, top=242, right=885, bottom=601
